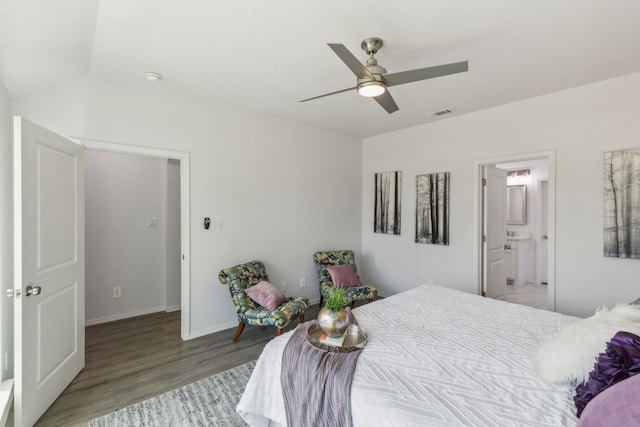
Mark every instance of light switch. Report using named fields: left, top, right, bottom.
left=147, top=217, right=159, bottom=227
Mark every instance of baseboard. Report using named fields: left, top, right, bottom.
left=0, top=380, right=13, bottom=427
left=85, top=305, right=167, bottom=326
left=165, top=305, right=181, bottom=313
left=188, top=320, right=238, bottom=340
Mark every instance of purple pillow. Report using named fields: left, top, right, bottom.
left=327, top=264, right=360, bottom=287
left=632, top=297, right=640, bottom=305
left=574, top=331, right=640, bottom=417
left=244, top=280, right=286, bottom=310
left=576, top=374, right=640, bottom=427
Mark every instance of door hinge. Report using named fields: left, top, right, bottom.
left=482, top=235, right=487, bottom=243
left=482, top=178, right=487, bottom=186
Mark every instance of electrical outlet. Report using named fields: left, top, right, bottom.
left=300, top=276, right=306, bottom=288
left=113, top=286, right=122, bottom=299
left=281, top=282, right=287, bottom=292
left=147, top=217, right=159, bottom=227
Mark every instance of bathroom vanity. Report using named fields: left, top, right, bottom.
left=505, top=233, right=534, bottom=286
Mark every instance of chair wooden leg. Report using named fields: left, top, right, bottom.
left=300, top=314, right=305, bottom=323
left=277, top=327, right=283, bottom=336
left=232, top=322, right=245, bottom=342
left=319, top=295, right=324, bottom=307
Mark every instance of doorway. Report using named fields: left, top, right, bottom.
left=474, top=150, right=556, bottom=311
left=12, top=121, right=192, bottom=425
left=79, top=139, right=191, bottom=338
left=84, top=150, right=181, bottom=325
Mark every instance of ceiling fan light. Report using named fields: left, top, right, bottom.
left=357, top=81, right=386, bottom=97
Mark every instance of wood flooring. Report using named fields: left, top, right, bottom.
left=25, top=303, right=323, bottom=427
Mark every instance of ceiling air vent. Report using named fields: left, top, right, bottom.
left=430, top=109, right=453, bottom=117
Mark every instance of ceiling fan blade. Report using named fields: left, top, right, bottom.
left=374, top=90, right=399, bottom=114
left=299, top=86, right=356, bottom=103
left=328, top=43, right=373, bottom=79
left=384, top=61, right=468, bottom=87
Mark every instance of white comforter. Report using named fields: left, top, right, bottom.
left=237, top=285, right=579, bottom=426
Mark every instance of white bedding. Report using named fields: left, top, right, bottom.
left=237, top=285, right=579, bottom=426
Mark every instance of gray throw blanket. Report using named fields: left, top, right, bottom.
left=281, top=319, right=362, bottom=427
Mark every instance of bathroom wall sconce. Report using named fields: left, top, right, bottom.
left=507, top=169, right=530, bottom=177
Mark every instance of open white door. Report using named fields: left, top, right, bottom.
left=483, top=165, right=507, bottom=299
left=12, top=117, right=84, bottom=426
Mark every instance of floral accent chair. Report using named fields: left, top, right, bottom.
left=218, top=260, right=310, bottom=342
left=312, top=250, right=378, bottom=307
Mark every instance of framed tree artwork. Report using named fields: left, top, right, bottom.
left=416, top=172, right=450, bottom=245
left=604, top=148, right=640, bottom=258
left=374, top=171, right=402, bottom=235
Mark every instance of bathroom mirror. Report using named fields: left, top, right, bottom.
left=507, top=185, right=527, bottom=225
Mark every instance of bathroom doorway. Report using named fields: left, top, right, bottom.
left=475, top=151, right=556, bottom=311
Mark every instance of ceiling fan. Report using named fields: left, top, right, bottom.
left=300, top=37, right=468, bottom=114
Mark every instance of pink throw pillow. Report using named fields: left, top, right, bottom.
left=327, top=264, right=360, bottom=287
left=632, top=297, right=640, bottom=305
left=245, top=280, right=286, bottom=310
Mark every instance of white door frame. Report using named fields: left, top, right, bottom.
left=76, top=138, right=192, bottom=339
left=537, top=179, right=549, bottom=284
left=473, top=150, right=556, bottom=311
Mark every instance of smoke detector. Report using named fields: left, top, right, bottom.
left=144, top=72, right=163, bottom=83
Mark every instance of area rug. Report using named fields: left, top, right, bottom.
left=89, top=360, right=256, bottom=427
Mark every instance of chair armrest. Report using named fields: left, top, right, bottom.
left=319, top=281, right=334, bottom=295
left=240, top=308, right=275, bottom=320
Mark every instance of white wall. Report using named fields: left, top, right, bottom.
left=0, top=76, right=13, bottom=380
left=84, top=150, right=168, bottom=324
left=12, top=78, right=362, bottom=337
left=165, top=159, right=181, bottom=311
left=22, top=71, right=640, bottom=328
left=362, top=72, right=640, bottom=318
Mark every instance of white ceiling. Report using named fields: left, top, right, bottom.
left=1, top=0, right=639, bottom=138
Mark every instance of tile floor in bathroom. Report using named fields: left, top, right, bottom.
left=505, top=282, right=548, bottom=309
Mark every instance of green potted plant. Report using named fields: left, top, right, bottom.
left=318, top=286, right=352, bottom=338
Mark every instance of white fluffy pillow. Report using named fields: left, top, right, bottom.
left=536, top=304, right=640, bottom=384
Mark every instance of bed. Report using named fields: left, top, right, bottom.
left=237, top=284, right=580, bottom=426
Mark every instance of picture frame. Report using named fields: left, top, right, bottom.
left=604, top=148, right=640, bottom=258
left=416, top=172, right=450, bottom=245
left=374, top=171, right=402, bottom=235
